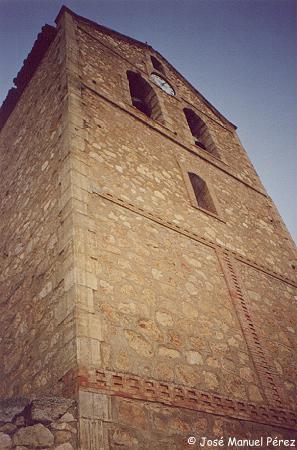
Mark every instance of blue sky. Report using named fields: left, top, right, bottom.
left=0, top=0, right=296, bottom=243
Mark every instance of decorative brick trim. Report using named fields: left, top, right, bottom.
left=216, top=249, right=285, bottom=408
left=91, top=188, right=297, bottom=288
left=61, top=367, right=297, bottom=431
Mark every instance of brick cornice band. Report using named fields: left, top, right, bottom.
left=61, top=367, right=297, bottom=431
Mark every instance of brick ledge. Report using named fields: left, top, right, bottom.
left=61, top=367, right=297, bottom=431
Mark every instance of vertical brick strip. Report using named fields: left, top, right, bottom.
left=216, top=248, right=284, bottom=408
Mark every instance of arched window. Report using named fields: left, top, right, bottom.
left=151, top=56, right=165, bottom=74
left=188, top=172, right=218, bottom=215
left=127, top=71, right=164, bottom=122
left=184, top=108, right=220, bottom=158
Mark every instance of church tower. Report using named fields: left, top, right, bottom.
left=0, top=7, right=296, bottom=448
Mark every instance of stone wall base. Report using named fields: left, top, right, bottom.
left=78, top=390, right=297, bottom=450
left=0, top=397, right=78, bottom=449
left=1, top=393, right=296, bottom=449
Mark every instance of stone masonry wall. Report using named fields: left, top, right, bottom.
left=56, top=11, right=297, bottom=445
left=78, top=84, right=296, bottom=276
left=60, top=7, right=297, bottom=436
left=87, top=196, right=264, bottom=404
left=238, top=262, right=297, bottom=410
left=75, top=21, right=296, bottom=277
left=1, top=8, right=296, bottom=449
left=0, top=23, right=76, bottom=397
left=76, top=19, right=266, bottom=190
left=79, top=391, right=297, bottom=450
left=0, top=397, right=78, bottom=450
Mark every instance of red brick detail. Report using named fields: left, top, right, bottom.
left=60, top=367, right=80, bottom=397
left=216, top=249, right=285, bottom=408
left=61, top=367, right=297, bottom=430
left=91, top=189, right=297, bottom=288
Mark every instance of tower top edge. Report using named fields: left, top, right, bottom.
left=0, top=6, right=236, bottom=132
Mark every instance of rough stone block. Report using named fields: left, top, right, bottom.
left=77, top=337, right=101, bottom=366
left=54, top=444, right=74, bottom=450
left=0, top=398, right=29, bottom=423
left=77, top=312, right=103, bottom=340
left=79, top=391, right=110, bottom=420
left=31, top=397, right=75, bottom=424
left=79, top=418, right=104, bottom=450
left=0, top=432, right=12, bottom=450
left=13, top=424, right=54, bottom=447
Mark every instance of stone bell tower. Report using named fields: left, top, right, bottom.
left=0, top=6, right=296, bottom=448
